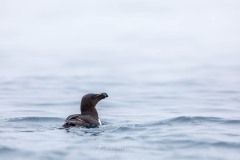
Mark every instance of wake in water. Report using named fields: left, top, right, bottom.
left=0, top=114, right=240, bottom=160
left=1, top=116, right=240, bottom=132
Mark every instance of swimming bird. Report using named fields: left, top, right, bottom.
left=63, top=93, right=108, bottom=128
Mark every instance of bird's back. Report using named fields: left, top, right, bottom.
left=63, top=114, right=99, bottom=128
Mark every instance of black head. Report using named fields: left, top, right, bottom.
left=80, top=93, right=108, bottom=117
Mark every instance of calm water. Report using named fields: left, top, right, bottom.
left=0, top=0, right=240, bottom=160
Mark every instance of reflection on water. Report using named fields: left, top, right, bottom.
left=0, top=0, right=240, bottom=160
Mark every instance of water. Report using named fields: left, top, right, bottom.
left=0, top=0, right=240, bottom=160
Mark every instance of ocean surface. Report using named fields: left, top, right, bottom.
left=0, top=0, right=240, bottom=160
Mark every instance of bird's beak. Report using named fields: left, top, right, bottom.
left=97, top=93, right=108, bottom=99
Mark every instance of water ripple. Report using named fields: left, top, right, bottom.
left=0, top=146, right=16, bottom=154
left=7, top=117, right=64, bottom=123
left=138, top=116, right=240, bottom=128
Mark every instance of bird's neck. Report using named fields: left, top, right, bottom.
left=81, top=107, right=99, bottom=119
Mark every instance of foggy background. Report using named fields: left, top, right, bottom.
left=0, top=0, right=240, bottom=77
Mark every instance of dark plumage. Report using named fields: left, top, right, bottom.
left=63, top=93, right=108, bottom=128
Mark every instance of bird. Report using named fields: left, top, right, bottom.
left=62, top=93, right=108, bottom=128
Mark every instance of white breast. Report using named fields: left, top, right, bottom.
left=98, top=119, right=102, bottom=125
